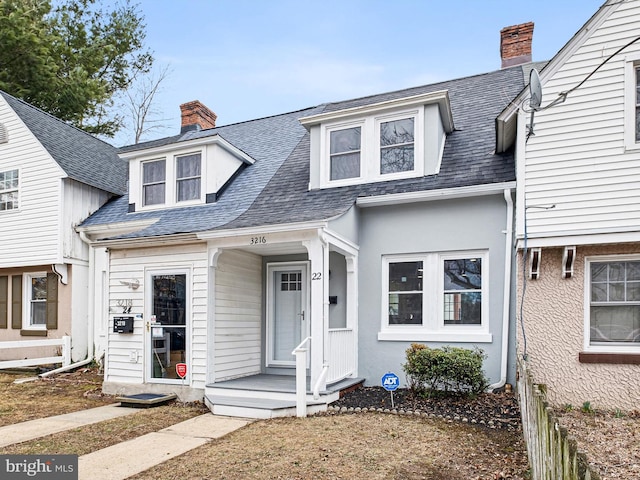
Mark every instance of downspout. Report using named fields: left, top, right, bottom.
left=41, top=230, right=95, bottom=377
left=489, top=188, right=514, bottom=391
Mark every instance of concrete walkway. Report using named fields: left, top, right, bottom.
left=0, top=404, right=250, bottom=480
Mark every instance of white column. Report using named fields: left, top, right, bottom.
left=345, top=254, right=358, bottom=377
left=303, top=234, right=328, bottom=391
left=206, top=247, right=221, bottom=385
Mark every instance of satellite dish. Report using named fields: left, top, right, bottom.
left=529, top=68, right=542, bottom=111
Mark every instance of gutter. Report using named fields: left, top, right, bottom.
left=489, top=188, right=514, bottom=391
left=41, top=230, right=96, bottom=377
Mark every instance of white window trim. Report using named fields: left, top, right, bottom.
left=378, top=251, right=491, bottom=343
left=175, top=152, right=203, bottom=205
left=374, top=109, right=424, bottom=181
left=320, top=106, right=425, bottom=188
left=584, top=254, right=640, bottom=353
left=136, top=149, right=207, bottom=211
left=23, top=272, right=47, bottom=330
left=141, top=158, right=167, bottom=208
left=144, top=268, right=192, bottom=385
left=0, top=168, right=19, bottom=212
left=624, top=53, right=640, bottom=151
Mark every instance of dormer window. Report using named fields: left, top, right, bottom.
left=176, top=153, right=201, bottom=202
left=142, top=159, right=166, bottom=206
left=122, top=134, right=255, bottom=212
left=330, top=126, right=361, bottom=180
left=301, top=91, right=454, bottom=190
left=379, top=116, right=415, bottom=175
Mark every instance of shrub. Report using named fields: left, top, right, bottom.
left=403, top=343, right=489, bottom=397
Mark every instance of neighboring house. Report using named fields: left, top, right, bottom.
left=498, top=0, right=640, bottom=410
left=78, top=32, right=529, bottom=417
left=0, top=91, right=126, bottom=365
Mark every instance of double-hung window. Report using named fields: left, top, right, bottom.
left=142, top=159, right=166, bottom=206
left=588, top=258, right=640, bottom=349
left=329, top=127, right=361, bottom=181
left=0, top=169, right=18, bottom=211
left=26, top=273, right=47, bottom=329
left=381, top=251, right=489, bottom=342
left=379, top=117, right=415, bottom=175
left=624, top=58, right=640, bottom=149
left=176, top=153, right=201, bottom=202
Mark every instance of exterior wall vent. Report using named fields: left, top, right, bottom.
left=0, top=123, right=7, bottom=144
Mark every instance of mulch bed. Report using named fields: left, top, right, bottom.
left=330, top=386, right=522, bottom=431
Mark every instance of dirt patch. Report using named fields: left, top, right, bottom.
left=0, top=368, right=115, bottom=427
left=129, top=414, right=529, bottom=480
left=556, top=408, right=640, bottom=480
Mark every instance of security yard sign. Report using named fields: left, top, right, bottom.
left=381, top=372, right=399, bottom=391
left=381, top=372, right=399, bottom=409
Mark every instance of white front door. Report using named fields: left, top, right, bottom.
left=267, top=262, right=309, bottom=366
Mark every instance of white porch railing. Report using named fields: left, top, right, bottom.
left=0, top=336, right=71, bottom=370
left=327, top=328, right=355, bottom=384
left=292, top=336, right=311, bottom=418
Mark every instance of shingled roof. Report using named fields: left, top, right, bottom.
left=0, top=91, right=127, bottom=195
left=82, top=64, right=526, bottom=238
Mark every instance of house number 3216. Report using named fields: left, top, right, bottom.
left=250, top=236, right=266, bottom=245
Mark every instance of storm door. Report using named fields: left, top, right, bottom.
left=267, top=263, right=309, bottom=366
left=147, top=272, right=188, bottom=383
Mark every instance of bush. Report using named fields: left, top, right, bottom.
left=402, top=343, right=489, bottom=397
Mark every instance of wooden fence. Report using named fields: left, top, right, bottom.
left=517, top=358, right=599, bottom=480
left=0, top=336, right=71, bottom=369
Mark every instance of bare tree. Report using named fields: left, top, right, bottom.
left=123, top=64, right=172, bottom=144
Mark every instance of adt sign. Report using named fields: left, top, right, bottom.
left=381, top=372, right=399, bottom=392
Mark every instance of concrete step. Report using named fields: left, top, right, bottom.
left=205, top=395, right=327, bottom=419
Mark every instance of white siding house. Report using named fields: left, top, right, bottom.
left=0, top=91, right=126, bottom=365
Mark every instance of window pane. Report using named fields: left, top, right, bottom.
left=330, top=128, right=360, bottom=155
left=143, top=160, right=166, bottom=183
left=380, top=118, right=414, bottom=146
left=0, top=191, right=18, bottom=210
left=388, top=292, right=422, bottom=325
left=31, top=277, right=47, bottom=300
left=444, top=292, right=482, bottom=325
left=591, top=263, right=608, bottom=282
left=144, top=183, right=165, bottom=205
left=177, top=178, right=201, bottom=201
left=389, top=262, right=422, bottom=291
left=591, top=305, right=640, bottom=343
left=444, top=259, right=482, bottom=290
left=591, top=282, right=607, bottom=302
left=177, top=154, right=201, bottom=178
left=330, top=152, right=360, bottom=180
left=380, top=146, right=414, bottom=174
left=31, top=302, right=46, bottom=325
left=628, top=262, right=640, bottom=281
left=609, top=263, right=625, bottom=281
left=153, top=274, right=186, bottom=326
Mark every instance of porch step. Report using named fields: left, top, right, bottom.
left=205, top=395, right=327, bottom=419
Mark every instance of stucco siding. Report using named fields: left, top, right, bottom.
left=519, top=243, right=640, bottom=410
left=357, top=193, right=510, bottom=387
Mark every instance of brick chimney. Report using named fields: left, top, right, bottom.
left=179, top=100, right=217, bottom=134
left=500, top=22, right=534, bottom=68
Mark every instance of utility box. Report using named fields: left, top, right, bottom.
left=113, top=315, right=134, bottom=334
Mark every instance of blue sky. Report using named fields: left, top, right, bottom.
left=113, top=0, right=604, bottom=146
